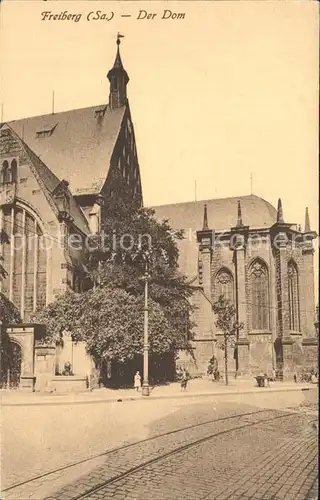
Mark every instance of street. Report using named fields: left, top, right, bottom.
left=1, top=388, right=318, bottom=500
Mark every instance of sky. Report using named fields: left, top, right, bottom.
left=0, top=0, right=318, bottom=231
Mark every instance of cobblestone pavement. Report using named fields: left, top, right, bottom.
left=2, top=390, right=315, bottom=490
left=2, top=401, right=317, bottom=500
left=63, top=412, right=319, bottom=500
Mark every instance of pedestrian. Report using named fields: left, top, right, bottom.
left=272, top=368, right=276, bottom=382
left=180, top=369, right=188, bottom=391
left=134, top=371, right=141, bottom=392
left=293, top=373, right=297, bottom=383
left=311, top=373, right=317, bottom=384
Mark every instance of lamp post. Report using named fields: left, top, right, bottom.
left=141, top=253, right=150, bottom=396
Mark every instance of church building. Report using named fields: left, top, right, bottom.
left=0, top=38, right=317, bottom=389
left=1, top=37, right=142, bottom=322
left=153, top=197, right=318, bottom=378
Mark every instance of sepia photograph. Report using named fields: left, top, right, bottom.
left=0, top=1, right=318, bottom=499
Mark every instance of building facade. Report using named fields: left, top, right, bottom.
left=1, top=38, right=317, bottom=388
left=0, top=38, right=142, bottom=323
left=153, top=197, right=318, bottom=379
left=0, top=38, right=143, bottom=389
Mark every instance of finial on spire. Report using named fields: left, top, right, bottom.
left=117, top=33, right=124, bottom=45
left=237, top=200, right=243, bottom=227
left=203, top=204, right=209, bottom=230
left=304, top=207, right=311, bottom=232
left=277, top=198, right=284, bottom=223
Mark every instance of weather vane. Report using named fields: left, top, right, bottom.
left=117, top=33, right=125, bottom=45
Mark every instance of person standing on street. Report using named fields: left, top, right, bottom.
left=181, top=369, right=188, bottom=391
left=134, top=371, right=141, bottom=392
left=264, top=373, right=270, bottom=387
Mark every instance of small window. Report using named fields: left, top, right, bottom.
left=95, top=108, right=105, bottom=118
left=1, top=160, right=10, bottom=183
left=36, top=124, right=57, bottom=138
left=11, top=159, right=17, bottom=182
left=112, top=76, right=118, bottom=91
left=1, top=159, right=18, bottom=184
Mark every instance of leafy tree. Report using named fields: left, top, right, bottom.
left=212, top=295, right=243, bottom=386
left=33, top=173, right=195, bottom=375
left=33, top=287, right=175, bottom=363
left=83, top=173, right=194, bottom=354
left=0, top=293, right=21, bottom=388
left=0, top=292, right=21, bottom=325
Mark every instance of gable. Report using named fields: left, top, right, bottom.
left=0, top=125, right=90, bottom=235
left=0, top=125, right=61, bottom=231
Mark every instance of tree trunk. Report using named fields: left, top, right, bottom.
left=224, top=343, right=228, bottom=386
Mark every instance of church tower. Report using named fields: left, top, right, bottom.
left=107, top=34, right=129, bottom=110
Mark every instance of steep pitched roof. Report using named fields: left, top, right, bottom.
left=0, top=124, right=91, bottom=235
left=152, top=195, right=277, bottom=278
left=22, top=141, right=61, bottom=193
left=21, top=141, right=90, bottom=235
left=152, top=195, right=277, bottom=232
left=7, top=104, right=126, bottom=196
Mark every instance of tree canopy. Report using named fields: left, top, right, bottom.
left=34, top=288, right=176, bottom=362
left=212, top=295, right=243, bottom=385
left=33, top=173, right=195, bottom=364
left=0, top=292, right=21, bottom=325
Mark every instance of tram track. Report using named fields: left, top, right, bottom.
left=2, top=407, right=302, bottom=500
left=74, top=410, right=297, bottom=500
left=2, top=408, right=277, bottom=494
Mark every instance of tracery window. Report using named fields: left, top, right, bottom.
left=0, top=205, right=47, bottom=321
left=249, top=259, right=269, bottom=330
left=1, top=159, right=18, bottom=184
left=11, top=159, right=17, bottom=182
left=288, top=260, right=300, bottom=331
left=1, top=160, right=10, bottom=183
left=214, top=268, right=234, bottom=304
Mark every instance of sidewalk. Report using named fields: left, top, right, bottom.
left=1, top=378, right=317, bottom=406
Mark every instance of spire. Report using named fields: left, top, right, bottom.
left=112, top=33, right=125, bottom=70
left=277, top=198, right=284, bottom=223
left=203, top=204, right=209, bottom=230
left=304, top=207, right=311, bottom=232
left=107, top=34, right=129, bottom=110
left=237, top=200, right=243, bottom=227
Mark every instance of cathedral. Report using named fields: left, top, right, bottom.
left=153, top=197, right=318, bottom=378
left=0, top=38, right=317, bottom=389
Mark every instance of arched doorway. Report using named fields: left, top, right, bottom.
left=0, top=340, right=22, bottom=389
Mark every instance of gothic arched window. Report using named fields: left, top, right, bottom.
left=249, top=259, right=269, bottom=330
left=10, top=159, right=17, bottom=182
left=214, top=268, right=234, bottom=304
left=2, top=160, right=10, bottom=183
left=1, top=205, right=47, bottom=321
left=288, top=260, right=300, bottom=331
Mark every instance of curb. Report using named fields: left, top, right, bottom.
left=1, top=386, right=315, bottom=407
